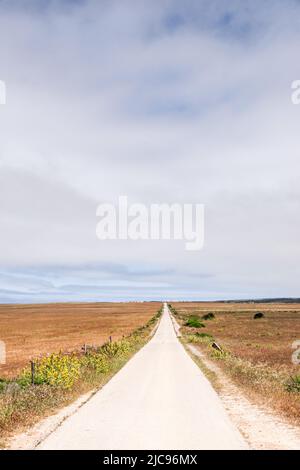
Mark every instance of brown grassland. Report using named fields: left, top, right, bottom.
left=173, top=301, right=300, bottom=424
left=0, top=302, right=159, bottom=378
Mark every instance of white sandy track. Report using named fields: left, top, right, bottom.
left=37, top=304, right=247, bottom=450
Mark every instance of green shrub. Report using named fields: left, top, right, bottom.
left=202, top=313, right=215, bottom=320
left=101, top=339, right=131, bottom=358
left=253, top=312, right=264, bottom=319
left=185, top=315, right=205, bottom=328
left=0, top=379, right=7, bottom=393
left=286, top=375, right=300, bottom=393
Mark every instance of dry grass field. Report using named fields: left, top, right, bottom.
left=0, top=302, right=159, bottom=378
left=173, top=301, right=300, bottom=423
left=0, top=303, right=162, bottom=443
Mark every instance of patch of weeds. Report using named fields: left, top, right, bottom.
left=101, top=339, right=131, bottom=358
left=222, top=355, right=287, bottom=389
left=184, top=315, right=205, bottom=328
left=196, top=332, right=213, bottom=339
left=185, top=332, right=214, bottom=345
left=0, top=379, right=8, bottom=393
left=210, top=349, right=229, bottom=360
left=286, top=375, right=300, bottom=393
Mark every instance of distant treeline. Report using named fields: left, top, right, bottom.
left=166, top=298, right=300, bottom=304
left=222, top=298, right=300, bottom=304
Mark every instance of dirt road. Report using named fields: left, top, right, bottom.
left=37, top=304, right=247, bottom=450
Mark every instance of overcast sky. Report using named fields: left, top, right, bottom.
left=0, top=0, right=300, bottom=303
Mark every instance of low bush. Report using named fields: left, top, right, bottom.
left=202, top=313, right=215, bottom=320
left=253, top=312, right=264, bottom=319
left=101, top=339, right=131, bottom=358
left=286, top=375, right=300, bottom=393
left=184, top=316, right=205, bottom=328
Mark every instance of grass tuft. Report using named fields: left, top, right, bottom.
left=286, top=375, right=300, bottom=393
left=184, top=315, right=205, bottom=328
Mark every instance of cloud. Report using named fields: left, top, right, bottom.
left=1, top=0, right=300, bottom=301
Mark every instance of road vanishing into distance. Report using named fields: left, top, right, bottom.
left=38, top=303, right=247, bottom=450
